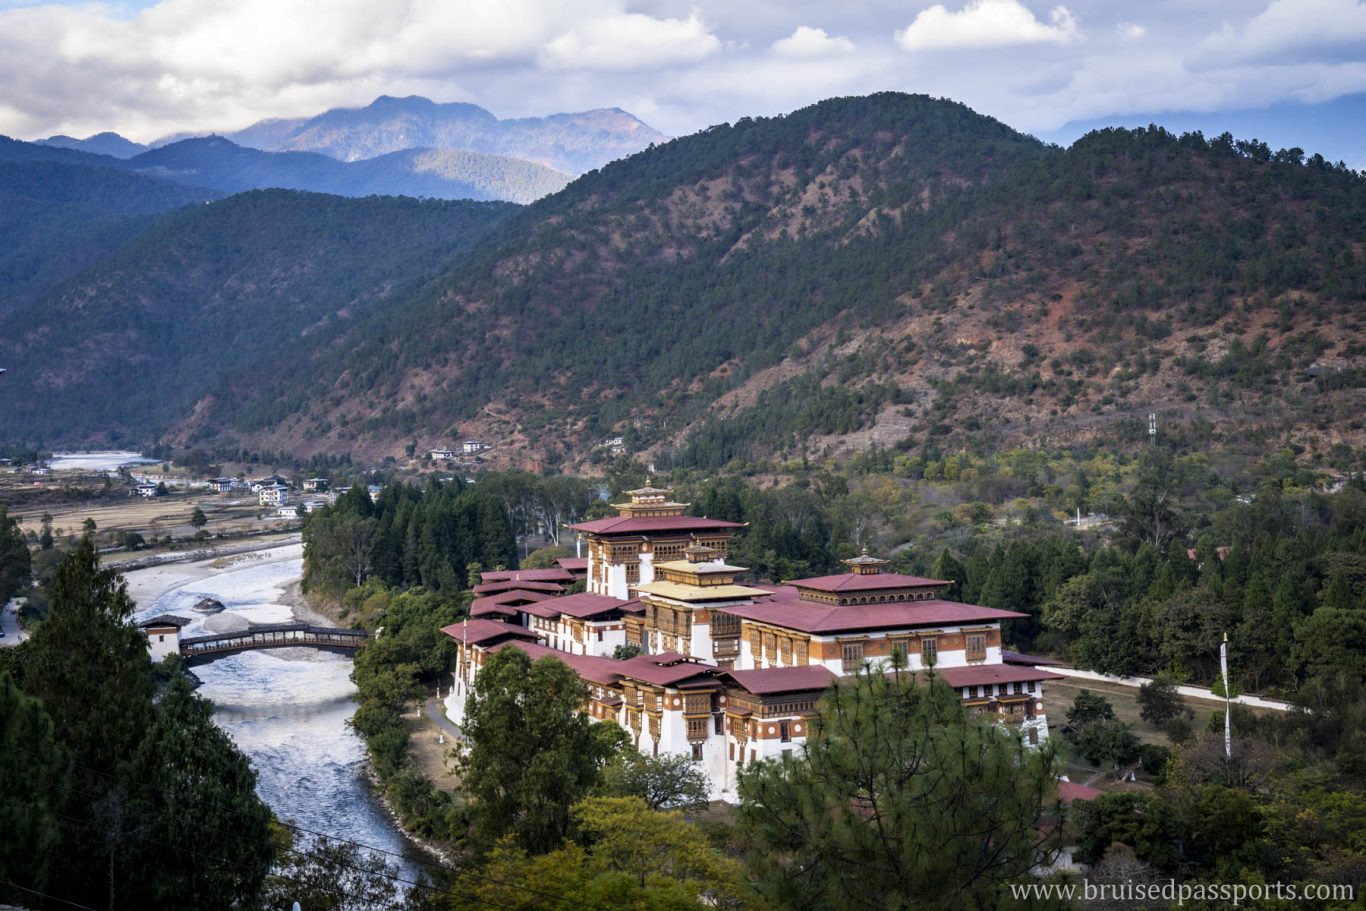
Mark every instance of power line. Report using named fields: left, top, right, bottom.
left=0, top=880, right=97, bottom=911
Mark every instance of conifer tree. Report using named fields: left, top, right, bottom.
left=738, top=666, right=1061, bottom=909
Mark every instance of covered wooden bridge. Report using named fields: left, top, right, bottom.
left=179, top=622, right=368, bottom=664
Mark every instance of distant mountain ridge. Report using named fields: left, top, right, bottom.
left=38, top=131, right=148, bottom=159
left=4, top=133, right=569, bottom=203
left=128, top=136, right=569, bottom=203
left=224, top=95, right=668, bottom=175
left=34, top=96, right=668, bottom=177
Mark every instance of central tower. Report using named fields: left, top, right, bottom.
left=569, top=486, right=745, bottom=600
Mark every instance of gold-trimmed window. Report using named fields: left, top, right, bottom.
left=965, top=633, right=986, bottom=662
left=841, top=640, right=865, bottom=672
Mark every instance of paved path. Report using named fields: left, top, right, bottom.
left=0, top=598, right=27, bottom=646
left=1050, top=666, right=1294, bottom=712
left=424, top=697, right=467, bottom=743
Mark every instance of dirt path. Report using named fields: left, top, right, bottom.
left=402, top=697, right=462, bottom=790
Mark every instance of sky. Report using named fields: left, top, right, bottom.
left=2, top=0, right=1364, bottom=165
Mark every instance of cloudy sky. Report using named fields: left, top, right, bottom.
left=2, top=0, right=1364, bottom=163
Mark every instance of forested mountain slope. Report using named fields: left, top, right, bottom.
left=0, top=159, right=220, bottom=318
left=188, top=93, right=1365, bottom=467
left=0, top=191, right=515, bottom=444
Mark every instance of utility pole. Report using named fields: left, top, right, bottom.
left=1220, top=632, right=1232, bottom=760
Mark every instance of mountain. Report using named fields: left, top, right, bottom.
left=0, top=190, right=515, bottom=443
left=38, top=131, right=148, bottom=159
left=0, top=158, right=220, bottom=318
left=5, top=132, right=568, bottom=203
left=194, top=93, right=1364, bottom=466
left=6, top=94, right=1364, bottom=464
left=225, top=95, right=668, bottom=175
left=126, top=136, right=569, bottom=203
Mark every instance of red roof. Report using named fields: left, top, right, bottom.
left=550, top=592, right=638, bottom=620
left=556, top=557, right=588, bottom=571
left=616, top=654, right=720, bottom=688
left=440, top=619, right=540, bottom=646
left=519, top=600, right=566, bottom=620
left=470, top=590, right=555, bottom=612
left=568, top=515, right=744, bottom=535
left=721, top=666, right=836, bottom=696
left=1057, top=781, right=1101, bottom=802
left=480, top=568, right=575, bottom=583
left=487, top=641, right=627, bottom=686
left=471, top=579, right=564, bottom=595
left=722, top=596, right=1026, bottom=635
left=471, top=602, right=519, bottom=619
left=790, top=571, right=949, bottom=593
left=935, top=664, right=1065, bottom=688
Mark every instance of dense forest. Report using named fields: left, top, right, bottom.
left=0, top=190, right=515, bottom=444
left=0, top=158, right=220, bottom=318
left=303, top=479, right=519, bottom=604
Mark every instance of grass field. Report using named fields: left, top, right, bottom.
left=2, top=475, right=281, bottom=542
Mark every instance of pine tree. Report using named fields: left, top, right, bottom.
left=738, top=668, right=1062, bottom=909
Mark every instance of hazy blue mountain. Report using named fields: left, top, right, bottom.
left=226, top=94, right=667, bottom=174
left=126, top=136, right=567, bottom=202
left=38, top=131, right=149, bottom=159
left=0, top=135, right=119, bottom=165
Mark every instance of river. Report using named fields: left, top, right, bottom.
left=124, top=541, right=425, bottom=882
left=48, top=450, right=159, bottom=472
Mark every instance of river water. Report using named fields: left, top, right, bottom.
left=48, top=450, right=159, bottom=472
left=124, top=544, right=423, bottom=882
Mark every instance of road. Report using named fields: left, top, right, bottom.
left=0, top=598, right=27, bottom=646
left=424, top=696, right=466, bottom=743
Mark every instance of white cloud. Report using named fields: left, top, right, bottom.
left=770, top=25, right=854, bottom=58
left=1202, top=0, right=1366, bottom=63
left=540, top=11, right=721, bottom=71
left=895, top=0, right=1080, bottom=51
left=0, top=0, right=1363, bottom=167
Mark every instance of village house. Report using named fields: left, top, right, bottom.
left=258, top=484, right=289, bottom=507
left=444, top=487, right=1060, bottom=801
left=429, top=448, right=456, bottom=461
left=461, top=440, right=487, bottom=455
left=134, top=482, right=159, bottom=498
left=207, top=477, right=237, bottom=493
left=302, top=477, right=329, bottom=492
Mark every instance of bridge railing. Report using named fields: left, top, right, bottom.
left=179, top=623, right=368, bottom=656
